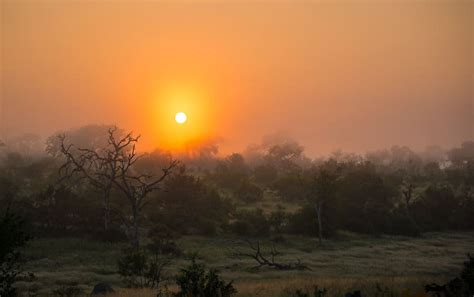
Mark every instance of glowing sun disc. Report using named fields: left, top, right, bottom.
left=175, top=112, right=187, bottom=124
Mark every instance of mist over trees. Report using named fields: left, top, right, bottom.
left=0, top=124, right=473, bottom=248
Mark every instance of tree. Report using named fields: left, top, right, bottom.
left=58, top=129, right=121, bottom=232
left=213, top=153, right=249, bottom=190
left=58, top=128, right=177, bottom=249
left=306, top=167, right=339, bottom=245
left=153, top=169, right=232, bottom=236
left=448, top=141, right=474, bottom=166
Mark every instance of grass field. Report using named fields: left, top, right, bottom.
left=18, top=231, right=474, bottom=296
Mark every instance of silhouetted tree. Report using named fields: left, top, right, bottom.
left=58, top=128, right=177, bottom=249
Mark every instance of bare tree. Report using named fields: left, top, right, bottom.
left=230, top=240, right=308, bottom=271
left=58, top=130, right=119, bottom=231
left=58, top=128, right=177, bottom=249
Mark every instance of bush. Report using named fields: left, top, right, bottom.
left=52, top=286, right=84, bottom=297
left=461, top=254, right=474, bottom=293
left=0, top=209, right=31, bottom=297
left=229, top=208, right=270, bottom=237
left=89, top=227, right=128, bottom=243
left=386, top=208, right=420, bottom=236
left=117, top=249, right=168, bottom=289
left=173, top=257, right=236, bottom=297
left=283, top=286, right=327, bottom=297
left=147, top=226, right=183, bottom=257
left=269, top=205, right=288, bottom=234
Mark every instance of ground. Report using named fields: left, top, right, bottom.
left=18, top=231, right=474, bottom=297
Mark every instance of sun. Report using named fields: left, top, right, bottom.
left=175, top=112, right=187, bottom=124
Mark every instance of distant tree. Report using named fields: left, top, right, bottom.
left=230, top=208, right=270, bottom=237
left=236, top=179, right=263, bottom=203
left=400, top=177, right=420, bottom=235
left=448, top=141, right=474, bottom=166
left=213, top=153, right=249, bottom=190
left=305, top=167, right=339, bottom=245
left=46, top=124, right=121, bottom=157
left=253, top=163, right=278, bottom=186
left=412, top=184, right=460, bottom=231
left=264, top=142, right=304, bottom=173
left=337, top=162, right=396, bottom=234
left=272, top=173, right=306, bottom=201
left=154, top=168, right=232, bottom=236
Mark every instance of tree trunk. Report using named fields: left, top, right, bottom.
left=314, top=203, right=323, bottom=245
left=103, top=188, right=111, bottom=231
left=131, top=203, right=140, bottom=250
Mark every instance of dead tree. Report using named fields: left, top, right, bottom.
left=107, top=136, right=178, bottom=250
left=58, top=130, right=119, bottom=231
left=231, top=240, right=308, bottom=271
left=58, top=128, right=177, bottom=249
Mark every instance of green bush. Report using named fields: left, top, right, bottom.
left=229, top=208, right=270, bottom=237
left=117, top=249, right=168, bottom=289
left=173, top=257, right=236, bottom=297
left=0, top=209, right=31, bottom=297
left=461, top=254, right=474, bottom=293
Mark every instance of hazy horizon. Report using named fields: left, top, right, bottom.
left=1, top=0, right=473, bottom=156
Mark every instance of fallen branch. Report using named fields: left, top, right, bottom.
left=230, top=240, right=309, bottom=271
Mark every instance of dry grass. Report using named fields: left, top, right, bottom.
left=19, top=231, right=474, bottom=296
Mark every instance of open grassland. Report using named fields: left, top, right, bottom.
left=19, top=232, right=474, bottom=296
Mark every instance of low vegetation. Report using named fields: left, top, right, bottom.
left=0, top=125, right=473, bottom=296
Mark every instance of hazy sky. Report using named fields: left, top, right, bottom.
left=1, top=0, right=473, bottom=156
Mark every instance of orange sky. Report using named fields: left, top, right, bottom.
left=1, top=0, right=473, bottom=156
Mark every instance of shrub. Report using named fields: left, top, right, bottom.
left=173, top=257, right=236, bottom=297
left=147, top=226, right=183, bottom=257
left=117, top=249, right=168, bottom=289
left=51, top=286, right=84, bottom=297
left=283, top=286, right=327, bottom=297
left=461, top=254, right=474, bottom=293
left=0, top=209, right=31, bottom=297
left=269, top=205, right=288, bottom=234
left=229, top=208, right=270, bottom=237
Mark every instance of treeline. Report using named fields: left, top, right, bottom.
left=0, top=125, right=473, bottom=246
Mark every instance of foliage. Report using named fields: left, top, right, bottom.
left=154, top=172, right=233, bottom=235
left=236, top=179, right=264, bottom=203
left=284, top=286, right=327, bottom=297
left=147, top=225, right=183, bottom=256
left=272, top=173, right=306, bottom=201
left=51, top=286, right=84, bottom=297
left=0, top=209, right=31, bottom=297
left=117, top=249, right=168, bottom=289
left=213, top=153, right=249, bottom=191
left=461, top=254, right=474, bottom=293
left=230, top=208, right=270, bottom=237
left=173, top=257, right=236, bottom=297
